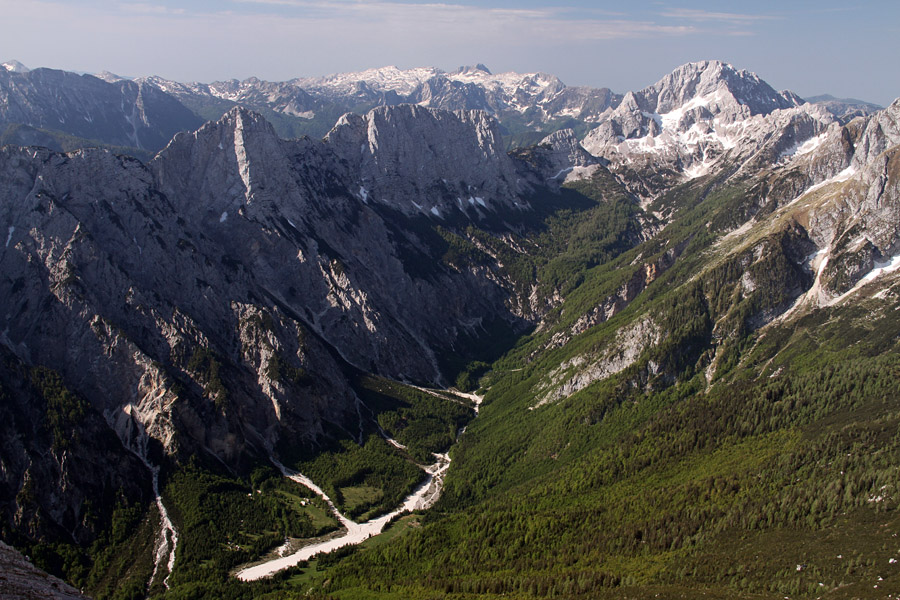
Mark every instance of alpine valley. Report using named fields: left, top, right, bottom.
left=1, top=58, right=900, bottom=600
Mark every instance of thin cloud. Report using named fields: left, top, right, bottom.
left=117, top=3, right=187, bottom=15
left=235, top=0, right=569, bottom=21
left=0, top=0, right=722, bottom=82
left=233, top=0, right=697, bottom=40
left=661, top=8, right=780, bottom=24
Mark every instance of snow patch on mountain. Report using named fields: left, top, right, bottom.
left=780, top=132, right=828, bottom=159
left=1, top=60, right=29, bottom=73
left=296, top=65, right=442, bottom=96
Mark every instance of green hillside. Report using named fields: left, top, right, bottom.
left=276, top=170, right=900, bottom=599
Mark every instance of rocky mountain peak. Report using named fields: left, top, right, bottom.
left=582, top=59, right=816, bottom=192
left=221, top=104, right=279, bottom=134
left=159, top=105, right=283, bottom=158
left=646, top=60, right=801, bottom=116
left=457, top=64, right=493, bottom=76
left=325, top=104, right=530, bottom=215
left=152, top=106, right=297, bottom=224
left=2, top=59, right=29, bottom=73
left=95, top=70, right=127, bottom=83
left=508, top=128, right=601, bottom=184
left=540, top=128, right=599, bottom=169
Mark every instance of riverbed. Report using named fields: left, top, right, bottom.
left=235, top=387, right=480, bottom=581
left=235, top=451, right=450, bottom=580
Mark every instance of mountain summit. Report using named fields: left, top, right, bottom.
left=643, top=60, right=802, bottom=116
left=1, top=59, right=29, bottom=73
left=581, top=60, right=818, bottom=191
left=325, top=104, right=531, bottom=215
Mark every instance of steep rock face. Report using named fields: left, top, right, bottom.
left=1, top=106, right=531, bottom=474
left=508, top=128, right=603, bottom=185
left=744, top=102, right=900, bottom=302
left=0, top=144, right=309, bottom=463
left=695, top=100, right=900, bottom=312
left=0, top=141, right=364, bottom=466
left=534, top=316, right=661, bottom=408
left=539, top=129, right=600, bottom=173
left=803, top=106, right=900, bottom=298
left=845, top=99, right=900, bottom=168
left=325, top=105, right=533, bottom=215
left=0, top=347, right=151, bottom=556
left=154, top=107, right=525, bottom=377
left=413, top=75, right=491, bottom=112
left=0, top=68, right=202, bottom=151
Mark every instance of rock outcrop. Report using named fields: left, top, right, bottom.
left=0, top=541, right=88, bottom=599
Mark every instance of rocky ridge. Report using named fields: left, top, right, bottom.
left=0, top=67, right=202, bottom=151
left=292, top=63, right=620, bottom=124
left=0, top=104, right=540, bottom=474
left=324, top=104, right=533, bottom=215
left=580, top=61, right=811, bottom=193
left=0, top=104, right=553, bottom=584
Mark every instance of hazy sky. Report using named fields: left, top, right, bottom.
left=1, top=0, right=897, bottom=105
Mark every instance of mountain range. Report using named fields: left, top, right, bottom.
left=2, top=59, right=882, bottom=156
left=1, top=58, right=899, bottom=599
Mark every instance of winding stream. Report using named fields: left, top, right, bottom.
left=110, top=405, right=179, bottom=588
left=236, top=387, right=480, bottom=581
left=235, top=452, right=450, bottom=581
left=148, top=464, right=179, bottom=588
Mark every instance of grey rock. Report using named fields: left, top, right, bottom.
left=0, top=68, right=202, bottom=151
left=324, top=104, right=532, bottom=215
left=0, top=541, right=89, bottom=599
left=533, top=129, right=600, bottom=180
left=846, top=98, right=900, bottom=169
